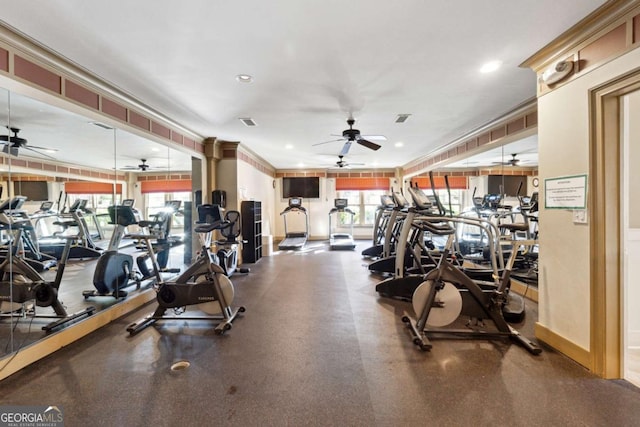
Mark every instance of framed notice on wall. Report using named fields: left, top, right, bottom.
left=544, top=174, right=587, bottom=209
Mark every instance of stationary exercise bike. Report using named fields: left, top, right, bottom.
left=206, top=207, right=249, bottom=277
left=0, top=212, right=95, bottom=332
left=134, top=200, right=182, bottom=278
left=401, top=215, right=541, bottom=355
left=84, top=203, right=143, bottom=299
left=126, top=204, right=245, bottom=335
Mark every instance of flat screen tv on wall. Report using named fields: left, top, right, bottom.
left=282, top=177, right=320, bottom=199
left=487, top=175, right=527, bottom=197
left=13, top=181, right=49, bottom=201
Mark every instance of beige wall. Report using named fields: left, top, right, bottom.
left=236, top=159, right=276, bottom=238
left=538, top=47, right=640, bottom=351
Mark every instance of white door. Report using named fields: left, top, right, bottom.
left=621, top=90, right=640, bottom=387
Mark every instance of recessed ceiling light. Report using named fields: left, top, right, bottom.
left=236, top=74, right=253, bottom=83
left=285, top=144, right=294, bottom=149
left=297, top=162, right=305, bottom=168
left=394, top=142, right=404, bottom=148
left=480, top=60, right=502, bottom=73
left=151, top=147, right=160, bottom=152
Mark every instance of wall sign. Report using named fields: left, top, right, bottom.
left=545, top=174, right=587, bottom=209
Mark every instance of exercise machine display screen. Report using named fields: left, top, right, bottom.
left=380, top=195, right=394, bottom=208
left=334, top=198, right=348, bottom=209
left=198, top=204, right=223, bottom=224
left=392, top=191, right=409, bottom=208
left=289, top=198, right=302, bottom=208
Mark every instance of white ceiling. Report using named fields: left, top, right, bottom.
left=0, top=0, right=607, bottom=171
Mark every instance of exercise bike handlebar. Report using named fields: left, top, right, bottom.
left=194, top=220, right=231, bottom=234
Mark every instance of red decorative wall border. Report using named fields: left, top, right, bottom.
left=0, top=31, right=205, bottom=156
left=403, top=105, right=538, bottom=176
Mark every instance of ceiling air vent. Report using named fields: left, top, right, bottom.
left=239, top=117, right=257, bottom=127
left=395, top=114, right=411, bottom=123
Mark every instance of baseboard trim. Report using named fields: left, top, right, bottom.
left=510, top=279, right=538, bottom=302
left=535, top=322, right=591, bottom=369
left=0, top=289, right=155, bottom=381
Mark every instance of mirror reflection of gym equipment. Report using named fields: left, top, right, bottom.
left=328, top=198, right=356, bottom=250
left=278, top=198, right=309, bottom=250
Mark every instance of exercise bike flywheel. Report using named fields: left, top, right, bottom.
left=412, top=280, right=463, bottom=327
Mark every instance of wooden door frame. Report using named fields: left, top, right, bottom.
left=590, top=68, right=640, bottom=378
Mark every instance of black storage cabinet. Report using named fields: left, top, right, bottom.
left=241, top=200, right=262, bottom=263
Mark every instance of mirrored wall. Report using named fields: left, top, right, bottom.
left=0, top=87, right=194, bottom=359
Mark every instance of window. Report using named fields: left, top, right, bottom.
left=144, top=191, right=191, bottom=235
left=336, top=189, right=386, bottom=226
left=434, top=189, right=463, bottom=215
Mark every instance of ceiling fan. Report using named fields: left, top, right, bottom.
left=0, top=127, right=58, bottom=159
left=120, top=159, right=166, bottom=171
left=314, top=118, right=386, bottom=156
left=332, top=155, right=364, bottom=169
left=494, top=153, right=527, bottom=166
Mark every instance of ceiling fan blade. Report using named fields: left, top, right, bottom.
left=361, top=135, right=387, bottom=141
left=22, top=146, right=57, bottom=160
left=312, top=138, right=345, bottom=147
left=339, top=140, right=353, bottom=156
left=27, top=144, right=58, bottom=152
left=356, top=138, right=381, bottom=151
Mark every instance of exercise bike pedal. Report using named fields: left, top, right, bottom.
left=112, top=290, right=129, bottom=299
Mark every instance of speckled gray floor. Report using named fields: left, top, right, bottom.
left=1, top=241, right=639, bottom=426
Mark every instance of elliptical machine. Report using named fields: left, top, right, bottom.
left=126, top=204, right=245, bottom=336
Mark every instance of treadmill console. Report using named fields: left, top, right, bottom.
left=0, top=196, right=27, bottom=212
left=334, top=198, right=348, bottom=209
left=483, top=194, right=502, bottom=210
left=289, top=198, right=302, bottom=208
left=39, top=201, right=55, bottom=212
left=407, top=186, right=433, bottom=210
left=122, top=198, right=135, bottom=208
left=380, top=195, right=395, bottom=208
left=165, top=200, right=182, bottom=212
left=392, top=191, right=410, bottom=208
left=68, top=198, right=88, bottom=211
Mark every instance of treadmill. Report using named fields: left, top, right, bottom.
left=328, top=198, right=356, bottom=250
left=37, top=199, right=103, bottom=259
left=279, top=198, right=309, bottom=250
